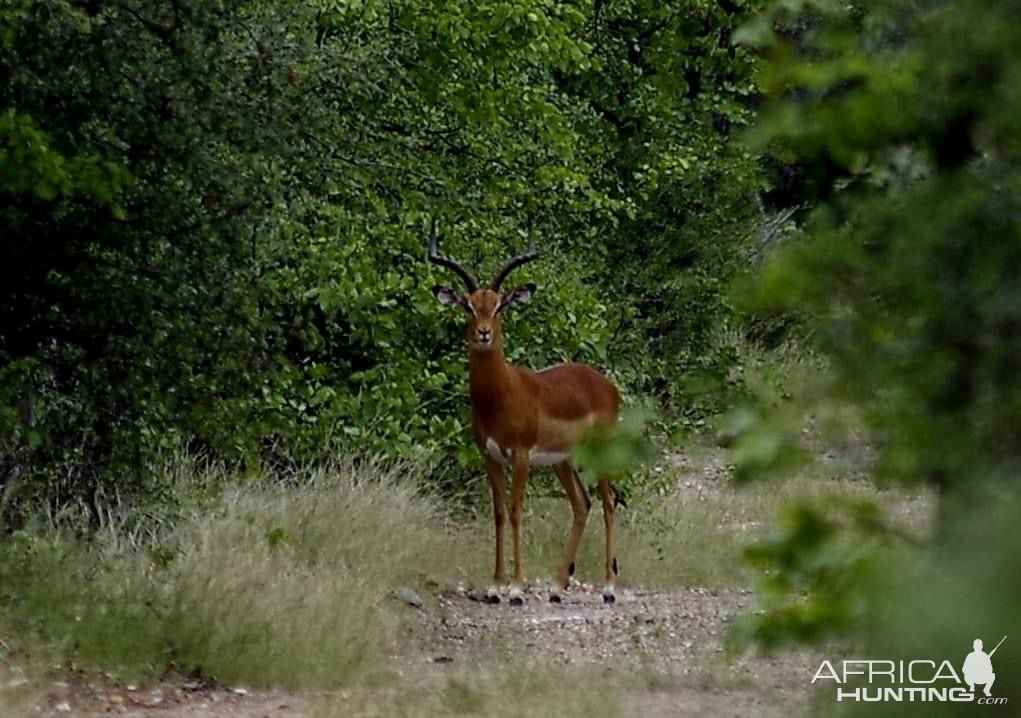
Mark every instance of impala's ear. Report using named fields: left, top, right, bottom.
left=433, top=286, right=472, bottom=313
left=497, top=283, right=536, bottom=313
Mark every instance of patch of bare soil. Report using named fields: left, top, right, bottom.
left=23, top=675, right=310, bottom=717
left=406, top=583, right=820, bottom=717
left=21, top=584, right=820, bottom=717
left=20, top=688, right=285, bottom=716
left=413, top=583, right=749, bottom=667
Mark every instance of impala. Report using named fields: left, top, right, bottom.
left=429, top=221, right=622, bottom=605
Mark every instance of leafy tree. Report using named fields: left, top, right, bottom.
left=562, top=0, right=770, bottom=421
left=1, top=0, right=772, bottom=515
left=730, top=3, right=1021, bottom=694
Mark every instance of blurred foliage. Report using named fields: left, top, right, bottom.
left=721, top=404, right=807, bottom=484
left=572, top=407, right=654, bottom=477
left=850, top=495, right=1021, bottom=716
left=571, top=406, right=657, bottom=504
left=728, top=497, right=904, bottom=650
left=729, top=0, right=1021, bottom=675
left=0, top=0, right=775, bottom=514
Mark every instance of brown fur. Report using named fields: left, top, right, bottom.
left=448, top=287, right=621, bottom=599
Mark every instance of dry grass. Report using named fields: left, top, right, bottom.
left=158, top=461, right=470, bottom=688
left=308, top=662, right=623, bottom=718
left=455, top=444, right=932, bottom=591
left=0, top=458, right=474, bottom=689
left=0, top=447, right=933, bottom=711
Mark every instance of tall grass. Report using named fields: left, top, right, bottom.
left=0, top=458, right=470, bottom=689
left=0, top=450, right=930, bottom=695
left=459, top=446, right=931, bottom=590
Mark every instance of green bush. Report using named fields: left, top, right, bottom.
left=0, top=0, right=772, bottom=511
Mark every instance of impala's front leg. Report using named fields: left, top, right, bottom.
left=508, top=450, right=530, bottom=605
left=484, top=456, right=507, bottom=604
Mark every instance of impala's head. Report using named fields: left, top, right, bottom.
left=433, top=285, right=536, bottom=350
left=427, top=219, right=538, bottom=352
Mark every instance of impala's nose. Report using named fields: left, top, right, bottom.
left=476, top=327, right=493, bottom=345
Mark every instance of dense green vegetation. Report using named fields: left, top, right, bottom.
left=3, top=0, right=1021, bottom=714
left=1, top=0, right=769, bottom=513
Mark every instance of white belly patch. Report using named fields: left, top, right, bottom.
left=485, top=438, right=568, bottom=467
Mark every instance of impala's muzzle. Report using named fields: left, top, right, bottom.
left=475, top=327, right=494, bottom=347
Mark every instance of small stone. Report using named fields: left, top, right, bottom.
left=392, top=588, right=424, bottom=608
left=55, top=703, right=71, bottom=712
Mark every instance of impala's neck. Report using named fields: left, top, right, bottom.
left=468, top=341, right=513, bottom=409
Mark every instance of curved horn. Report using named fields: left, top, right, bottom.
left=488, top=231, right=539, bottom=290
left=490, top=243, right=539, bottom=291
left=491, top=214, right=540, bottom=290
left=427, top=217, right=478, bottom=292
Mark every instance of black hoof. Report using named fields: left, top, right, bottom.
left=509, top=595, right=524, bottom=606
left=603, top=593, right=616, bottom=605
left=549, top=593, right=562, bottom=604
left=484, top=594, right=501, bottom=605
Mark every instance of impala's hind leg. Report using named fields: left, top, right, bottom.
left=598, top=476, right=618, bottom=604
left=551, top=462, right=590, bottom=603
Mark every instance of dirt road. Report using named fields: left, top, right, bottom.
left=24, top=582, right=821, bottom=717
